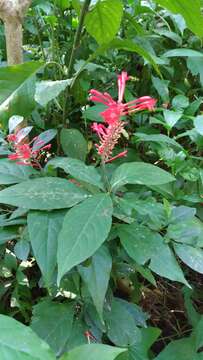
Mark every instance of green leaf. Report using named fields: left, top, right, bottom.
left=57, top=194, right=113, bottom=283
left=163, top=110, right=182, bottom=129
left=152, top=76, right=169, bottom=102
left=90, top=39, right=160, bottom=75
left=0, top=61, right=43, bottom=126
left=108, top=39, right=160, bottom=75
left=167, top=217, right=203, bottom=246
left=154, top=0, right=203, bottom=37
left=85, top=0, right=123, bottom=44
left=35, top=80, right=71, bottom=107
left=31, top=300, right=74, bottom=357
left=172, top=95, right=189, bottom=110
left=82, top=104, right=106, bottom=122
left=14, top=239, right=30, bottom=261
left=110, top=162, right=175, bottom=191
left=174, top=244, right=203, bottom=274
left=170, top=205, right=196, bottom=223
left=155, top=338, right=196, bottom=360
left=135, top=133, right=183, bottom=150
left=0, top=228, right=18, bottom=244
left=163, top=49, right=203, bottom=58
left=60, top=128, right=88, bottom=161
left=28, top=210, right=65, bottom=286
left=187, top=57, right=203, bottom=86
left=104, top=298, right=141, bottom=347
left=118, top=223, right=161, bottom=265
left=149, top=242, right=189, bottom=287
left=0, top=159, right=37, bottom=184
left=194, top=115, right=203, bottom=135
left=118, top=223, right=188, bottom=286
left=48, top=157, right=104, bottom=189
left=0, top=314, right=55, bottom=359
left=0, top=177, right=88, bottom=210
left=61, top=344, right=126, bottom=360
left=78, top=245, right=112, bottom=320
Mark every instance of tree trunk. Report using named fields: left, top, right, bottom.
left=0, top=0, right=32, bottom=65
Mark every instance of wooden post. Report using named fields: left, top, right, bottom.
left=0, top=0, right=32, bottom=65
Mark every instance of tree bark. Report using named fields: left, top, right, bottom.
left=0, top=0, right=32, bottom=65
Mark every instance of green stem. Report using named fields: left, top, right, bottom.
left=62, top=0, right=91, bottom=126
left=100, top=160, right=111, bottom=193
left=67, top=0, right=91, bottom=78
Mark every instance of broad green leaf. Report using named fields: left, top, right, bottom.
left=118, top=223, right=162, bottom=265
left=82, top=104, right=106, bottom=122
left=64, top=319, right=87, bottom=351
left=28, top=210, right=65, bottom=286
left=0, top=177, right=89, bottom=210
left=187, top=57, right=203, bottom=86
left=129, top=327, right=161, bottom=360
left=61, top=344, right=126, bottom=360
left=110, top=162, right=175, bottom=191
left=91, top=39, right=160, bottom=75
left=174, top=244, right=203, bottom=274
left=172, top=95, right=189, bottom=110
left=56, top=0, right=70, bottom=10
left=135, top=132, right=183, bottom=150
left=155, top=29, right=182, bottom=45
left=108, top=39, right=160, bottom=75
left=14, top=239, right=30, bottom=261
left=164, top=49, right=203, bottom=58
left=0, top=61, right=43, bottom=126
left=31, top=300, right=74, bottom=357
left=0, top=159, right=37, bottom=184
left=124, top=11, right=146, bottom=36
left=0, top=314, right=55, bottom=359
left=118, top=223, right=188, bottom=286
left=57, top=194, right=113, bottom=283
left=48, top=157, right=104, bottom=189
left=0, top=228, right=18, bottom=244
left=152, top=76, right=169, bottom=102
left=154, top=0, right=203, bottom=37
left=149, top=242, right=189, bottom=287
left=163, top=110, right=182, bottom=129
left=85, top=0, right=123, bottom=44
left=104, top=298, right=141, bottom=347
left=193, top=317, right=203, bottom=351
left=194, top=115, right=203, bottom=135
left=119, top=299, right=149, bottom=328
left=169, top=205, right=196, bottom=223
left=78, top=245, right=112, bottom=320
left=155, top=338, right=196, bottom=360
left=35, top=80, right=71, bottom=107
left=60, top=128, right=88, bottom=161
left=167, top=218, right=203, bottom=246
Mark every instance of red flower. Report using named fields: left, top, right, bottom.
left=8, top=135, right=51, bottom=167
left=90, top=71, right=156, bottom=163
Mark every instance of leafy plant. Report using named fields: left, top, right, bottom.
left=1, top=0, right=203, bottom=359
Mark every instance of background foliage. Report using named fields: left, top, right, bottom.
left=1, top=0, right=203, bottom=359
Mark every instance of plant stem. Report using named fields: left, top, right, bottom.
left=67, top=0, right=91, bottom=78
left=63, top=0, right=91, bottom=125
left=100, top=160, right=111, bottom=193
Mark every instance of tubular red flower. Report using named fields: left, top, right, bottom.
left=89, top=89, right=115, bottom=106
left=118, top=71, right=129, bottom=103
left=92, top=118, right=127, bottom=162
left=90, top=71, right=156, bottom=163
left=8, top=136, right=51, bottom=167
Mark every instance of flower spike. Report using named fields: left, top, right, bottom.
left=90, top=71, right=156, bottom=163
